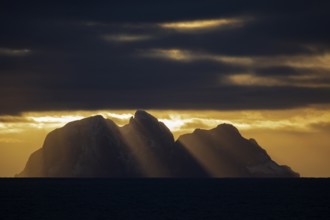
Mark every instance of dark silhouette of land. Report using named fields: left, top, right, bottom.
left=17, top=110, right=299, bottom=177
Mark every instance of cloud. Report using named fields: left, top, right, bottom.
left=159, top=17, right=245, bottom=31
left=253, top=54, right=330, bottom=70
left=0, top=1, right=329, bottom=114
left=224, top=73, right=330, bottom=88
left=0, top=116, right=32, bottom=123
left=102, top=34, right=152, bottom=43
left=309, top=122, right=330, bottom=131
left=141, top=48, right=330, bottom=70
left=140, top=48, right=253, bottom=65
left=2, top=107, right=330, bottom=138
left=0, top=48, right=31, bottom=56
left=224, top=73, right=284, bottom=87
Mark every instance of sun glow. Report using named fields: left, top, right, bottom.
left=27, top=115, right=85, bottom=124
left=1, top=107, right=330, bottom=177
left=1, top=108, right=330, bottom=136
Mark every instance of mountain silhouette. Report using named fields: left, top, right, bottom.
left=17, top=110, right=299, bottom=177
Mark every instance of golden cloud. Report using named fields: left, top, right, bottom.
left=159, top=18, right=244, bottom=31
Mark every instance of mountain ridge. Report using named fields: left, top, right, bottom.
left=17, top=110, right=299, bottom=178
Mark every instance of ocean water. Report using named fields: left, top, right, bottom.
left=0, top=178, right=329, bottom=219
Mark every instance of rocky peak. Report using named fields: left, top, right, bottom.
left=64, top=115, right=107, bottom=131
left=128, top=110, right=174, bottom=143
left=16, top=110, right=299, bottom=178
left=130, top=110, right=158, bottom=127
left=214, top=123, right=242, bottom=137
left=134, top=110, right=158, bottom=122
left=75, top=114, right=105, bottom=124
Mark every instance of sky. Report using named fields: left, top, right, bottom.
left=0, top=0, right=330, bottom=177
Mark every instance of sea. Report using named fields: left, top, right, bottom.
left=0, top=178, right=329, bottom=219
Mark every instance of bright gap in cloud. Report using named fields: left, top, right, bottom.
left=1, top=108, right=330, bottom=138
left=159, top=18, right=243, bottom=30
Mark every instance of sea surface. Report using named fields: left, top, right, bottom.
left=0, top=178, right=329, bottom=219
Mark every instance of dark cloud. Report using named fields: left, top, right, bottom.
left=0, top=0, right=330, bottom=115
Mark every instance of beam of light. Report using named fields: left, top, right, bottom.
left=178, top=134, right=242, bottom=177
left=159, top=18, right=243, bottom=30
left=118, top=126, right=170, bottom=177
left=0, top=48, right=31, bottom=56
left=178, top=136, right=219, bottom=177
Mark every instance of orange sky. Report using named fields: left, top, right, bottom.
left=1, top=106, right=330, bottom=177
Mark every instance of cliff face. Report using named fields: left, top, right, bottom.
left=17, top=111, right=299, bottom=178
left=177, top=124, right=298, bottom=177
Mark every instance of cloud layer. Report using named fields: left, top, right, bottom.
left=0, top=1, right=329, bottom=114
